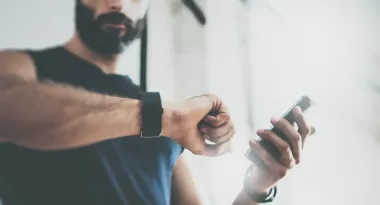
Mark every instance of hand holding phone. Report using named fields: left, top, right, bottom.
left=245, top=95, right=313, bottom=162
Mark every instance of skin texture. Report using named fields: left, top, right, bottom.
left=170, top=107, right=315, bottom=205
left=0, top=1, right=315, bottom=204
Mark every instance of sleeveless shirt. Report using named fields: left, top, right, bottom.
left=0, top=46, right=183, bottom=205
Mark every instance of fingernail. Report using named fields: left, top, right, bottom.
left=270, top=117, right=279, bottom=124
left=256, top=129, right=264, bottom=135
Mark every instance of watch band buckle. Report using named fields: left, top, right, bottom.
left=140, top=132, right=161, bottom=139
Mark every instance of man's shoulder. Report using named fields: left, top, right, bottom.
left=0, top=49, right=37, bottom=79
left=0, top=45, right=62, bottom=67
left=0, top=49, right=31, bottom=60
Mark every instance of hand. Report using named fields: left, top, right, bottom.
left=163, top=94, right=236, bottom=156
left=247, top=106, right=316, bottom=194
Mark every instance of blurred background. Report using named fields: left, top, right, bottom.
left=0, top=0, right=379, bottom=204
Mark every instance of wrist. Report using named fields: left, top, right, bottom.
left=242, top=186, right=277, bottom=204
left=233, top=190, right=259, bottom=205
left=161, top=102, right=181, bottom=137
left=249, top=188, right=271, bottom=198
left=243, top=165, right=277, bottom=203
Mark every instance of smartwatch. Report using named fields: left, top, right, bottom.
left=138, top=92, right=163, bottom=138
left=243, top=165, right=277, bottom=203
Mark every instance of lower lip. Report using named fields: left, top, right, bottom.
left=103, top=24, right=125, bottom=29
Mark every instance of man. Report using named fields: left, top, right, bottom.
left=0, top=0, right=314, bottom=205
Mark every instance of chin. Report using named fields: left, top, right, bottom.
left=91, top=40, right=129, bottom=55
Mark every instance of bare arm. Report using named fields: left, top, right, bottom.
left=232, top=192, right=259, bottom=205
left=170, top=155, right=203, bottom=205
left=0, top=51, right=173, bottom=150
left=170, top=155, right=259, bottom=205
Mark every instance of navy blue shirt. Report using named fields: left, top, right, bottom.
left=0, top=47, right=184, bottom=205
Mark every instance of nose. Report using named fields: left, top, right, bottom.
left=107, top=0, right=125, bottom=12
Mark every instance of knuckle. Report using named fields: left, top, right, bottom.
left=205, top=93, right=214, bottom=97
left=211, top=93, right=221, bottom=99
left=293, top=109, right=302, bottom=118
left=279, top=143, right=290, bottom=153
left=277, top=169, right=288, bottom=178
left=230, top=122, right=235, bottom=129
left=204, top=93, right=219, bottom=101
left=277, top=118, right=287, bottom=127
left=231, top=128, right=236, bottom=136
left=291, top=134, right=301, bottom=143
left=262, top=129, right=271, bottom=137
left=224, top=114, right=231, bottom=122
left=304, top=126, right=311, bottom=135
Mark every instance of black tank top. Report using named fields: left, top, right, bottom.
left=0, top=46, right=183, bottom=205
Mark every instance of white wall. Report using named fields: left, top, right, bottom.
left=149, top=0, right=380, bottom=205
left=1, top=1, right=379, bottom=205
left=248, top=1, right=380, bottom=205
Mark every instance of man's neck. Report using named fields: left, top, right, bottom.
left=64, top=35, right=119, bottom=74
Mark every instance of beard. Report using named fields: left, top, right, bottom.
left=74, top=0, right=145, bottom=55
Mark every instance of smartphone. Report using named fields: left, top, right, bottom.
left=245, top=95, right=313, bottom=162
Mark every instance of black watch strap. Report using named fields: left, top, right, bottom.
left=139, top=92, right=163, bottom=138
left=243, top=165, right=277, bottom=203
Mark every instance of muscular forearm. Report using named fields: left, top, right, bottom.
left=0, top=76, right=171, bottom=150
left=232, top=190, right=259, bottom=205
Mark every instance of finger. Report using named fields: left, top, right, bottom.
left=292, top=106, right=311, bottom=139
left=249, top=140, right=288, bottom=178
left=202, top=113, right=230, bottom=127
left=257, top=129, right=295, bottom=168
left=271, top=117, right=302, bottom=164
left=195, top=94, right=229, bottom=115
left=208, top=94, right=230, bottom=114
left=201, top=125, right=236, bottom=144
left=200, top=136, right=234, bottom=157
left=200, top=120, right=234, bottom=139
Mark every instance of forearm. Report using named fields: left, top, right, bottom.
left=0, top=76, right=154, bottom=150
left=232, top=190, right=259, bottom=205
